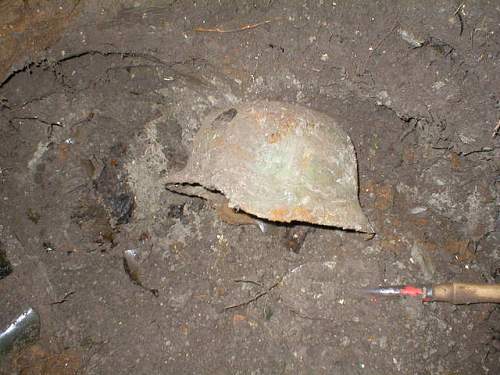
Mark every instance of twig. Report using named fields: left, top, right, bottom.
left=224, top=277, right=282, bottom=310
left=492, top=119, right=500, bottom=138
left=454, top=2, right=465, bottom=36
left=8, top=116, right=63, bottom=137
left=9, top=116, right=63, bottom=128
left=72, top=112, right=95, bottom=127
left=431, top=144, right=453, bottom=150
left=50, top=290, right=76, bottom=305
left=453, top=2, right=465, bottom=16
left=224, top=290, right=269, bottom=310
left=357, top=21, right=399, bottom=76
left=194, top=17, right=280, bottom=33
left=234, top=279, right=264, bottom=288
left=461, top=147, right=495, bottom=157
left=399, top=119, right=417, bottom=141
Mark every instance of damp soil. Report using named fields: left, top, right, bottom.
left=0, top=1, right=499, bottom=374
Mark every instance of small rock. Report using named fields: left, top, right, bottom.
left=410, top=207, right=427, bottom=214
left=410, top=244, right=435, bottom=281
left=376, top=90, right=392, bottom=107
left=169, top=290, right=192, bottom=309
left=398, top=28, right=424, bottom=48
left=0, top=243, right=12, bottom=279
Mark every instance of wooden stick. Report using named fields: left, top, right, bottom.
left=357, top=21, right=399, bottom=76
left=492, top=119, right=500, bottom=138
left=224, top=277, right=282, bottom=310
left=194, top=18, right=279, bottom=33
left=433, top=283, right=500, bottom=304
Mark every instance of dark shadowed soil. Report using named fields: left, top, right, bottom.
left=1, top=1, right=499, bottom=374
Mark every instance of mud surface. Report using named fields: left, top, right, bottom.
left=0, top=1, right=499, bottom=374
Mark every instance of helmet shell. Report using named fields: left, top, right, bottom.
left=167, top=101, right=372, bottom=232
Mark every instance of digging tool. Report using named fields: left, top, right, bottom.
left=0, top=308, right=40, bottom=358
left=363, top=282, right=500, bottom=305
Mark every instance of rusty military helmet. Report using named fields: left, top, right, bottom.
left=166, top=100, right=372, bottom=232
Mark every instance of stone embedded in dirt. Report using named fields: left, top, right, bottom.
left=123, top=249, right=142, bottom=286
left=0, top=243, right=12, bottom=280
left=123, top=249, right=159, bottom=297
left=166, top=101, right=372, bottom=233
left=283, top=225, right=314, bottom=253
left=94, top=145, right=135, bottom=225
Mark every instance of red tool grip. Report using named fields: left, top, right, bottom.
left=400, top=285, right=424, bottom=297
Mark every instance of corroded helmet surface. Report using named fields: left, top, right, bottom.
left=166, top=100, right=372, bottom=232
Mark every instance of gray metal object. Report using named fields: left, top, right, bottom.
left=167, top=100, right=372, bottom=232
left=0, top=307, right=40, bottom=357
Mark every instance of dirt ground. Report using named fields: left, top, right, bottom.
left=1, top=0, right=499, bottom=374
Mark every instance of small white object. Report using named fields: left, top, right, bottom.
left=398, top=29, right=424, bottom=48
left=256, top=219, right=268, bottom=233
left=410, top=207, right=427, bottom=214
left=434, top=178, right=445, bottom=186
left=432, top=81, right=446, bottom=90
left=458, top=133, right=476, bottom=144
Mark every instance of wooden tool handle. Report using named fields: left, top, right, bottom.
left=433, top=283, right=500, bottom=304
